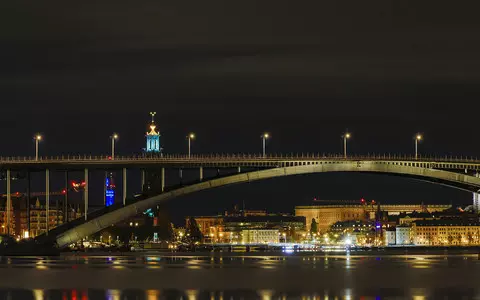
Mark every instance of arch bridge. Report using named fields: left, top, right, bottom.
left=1, top=154, right=480, bottom=247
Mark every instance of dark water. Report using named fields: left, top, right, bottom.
left=0, top=252, right=479, bottom=299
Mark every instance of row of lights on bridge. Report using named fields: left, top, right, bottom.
left=31, top=132, right=424, bottom=160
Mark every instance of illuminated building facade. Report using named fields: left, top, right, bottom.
left=187, top=212, right=306, bottom=243
left=296, top=204, right=451, bottom=233
left=241, top=229, right=279, bottom=244
left=395, top=225, right=412, bottom=245
left=412, top=220, right=480, bottom=246
left=145, top=112, right=161, bottom=153
left=0, top=198, right=82, bottom=238
left=105, top=172, right=115, bottom=207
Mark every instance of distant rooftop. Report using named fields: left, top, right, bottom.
left=413, top=220, right=480, bottom=226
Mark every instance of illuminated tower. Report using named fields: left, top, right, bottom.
left=105, top=172, right=115, bottom=207
left=145, top=112, right=161, bottom=153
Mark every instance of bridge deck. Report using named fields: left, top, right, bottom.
left=1, top=154, right=480, bottom=170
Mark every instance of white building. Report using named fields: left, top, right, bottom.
left=385, top=226, right=412, bottom=246
left=241, top=229, right=279, bottom=244
left=385, top=229, right=396, bottom=245
left=396, top=225, right=412, bottom=245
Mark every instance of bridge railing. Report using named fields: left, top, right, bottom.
left=0, top=153, right=479, bottom=163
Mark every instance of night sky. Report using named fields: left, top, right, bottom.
left=1, top=1, right=479, bottom=224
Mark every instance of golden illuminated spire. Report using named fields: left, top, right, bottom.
left=146, top=112, right=159, bottom=136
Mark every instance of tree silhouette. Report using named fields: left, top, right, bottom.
left=310, top=218, right=318, bottom=235
left=187, top=217, right=203, bottom=242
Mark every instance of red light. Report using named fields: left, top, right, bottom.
left=108, top=156, right=112, bottom=160
left=16, top=192, right=20, bottom=196
left=62, top=189, right=67, bottom=194
left=360, top=198, right=365, bottom=203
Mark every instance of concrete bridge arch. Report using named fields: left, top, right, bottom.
left=54, top=161, right=480, bottom=247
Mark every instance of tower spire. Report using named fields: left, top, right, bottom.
left=150, top=112, right=156, bottom=123
left=145, top=112, right=161, bottom=153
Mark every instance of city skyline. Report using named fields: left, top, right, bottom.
left=1, top=0, right=478, bottom=237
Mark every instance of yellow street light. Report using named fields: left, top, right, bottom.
left=262, top=133, right=270, bottom=157
left=343, top=132, right=351, bottom=158
left=34, top=134, right=43, bottom=160
left=187, top=133, right=195, bottom=158
left=415, top=133, right=423, bottom=159
left=111, top=133, right=118, bottom=160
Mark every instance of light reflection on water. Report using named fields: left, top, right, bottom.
left=3, top=288, right=478, bottom=299
left=0, top=253, right=479, bottom=299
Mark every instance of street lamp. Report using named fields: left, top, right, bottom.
left=261, top=133, right=270, bottom=157
left=343, top=132, right=351, bottom=158
left=187, top=133, right=195, bottom=158
left=415, top=134, right=422, bottom=159
left=34, top=134, right=42, bottom=161
left=111, top=133, right=118, bottom=160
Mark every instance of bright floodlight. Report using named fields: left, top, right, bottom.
left=416, top=134, right=422, bottom=140
left=345, top=133, right=351, bottom=139
left=189, top=133, right=195, bottom=139
left=113, top=133, right=118, bottom=139
left=35, top=135, right=42, bottom=140
left=263, top=133, right=270, bottom=139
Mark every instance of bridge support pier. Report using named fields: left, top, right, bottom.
left=474, top=173, right=480, bottom=214
left=46, top=169, right=50, bottom=234
left=141, top=170, right=146, bottom=192
left=123, top=168, right=127, bottom=205
left=6, top=170, right=11, bottom=236
left=84, top=168, right=88, bottom=221
left=238, top=166, right=241, bottom=173
left=161, top=168, right=165, bottom=192
left=199, top=167, right=203, bottom=181
left=27, top=171, right=31, bottom=234
left=64, top=171, right=69, bottom=223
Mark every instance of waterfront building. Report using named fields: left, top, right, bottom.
left=296, top=203, right=451, bottom=233
left=385, top=228, right=396, bottom=245
left=411, top=220, right=480, bottom=246
left=187, top=210, right=306, bottom=243
left=399, top=212, right=436, bottom=225
left=395, top=225, right=412, bottom=245
left=241, top=229, right=279, bottom=244
left=329, top=220, right=376, bottom=245
left=0, top=198, right=82, bottom=238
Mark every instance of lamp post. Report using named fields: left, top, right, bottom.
left=343, top=132, right=351, bottom=159
left=415, top=134, right=422, bottom=159
left=262, top=133, right=270, bottom=157
left=34, top=135, right=42, bottom=161
left=187, top=133, right=195, bottom=158
left=111, top=133, right=118, bottom=160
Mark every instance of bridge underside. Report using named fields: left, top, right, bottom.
left=51, top=162, right=480, bottom=248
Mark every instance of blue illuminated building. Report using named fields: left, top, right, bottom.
left=105, top=173, right=115, bottom=207
left=145, top=111, right=161, bottom=153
